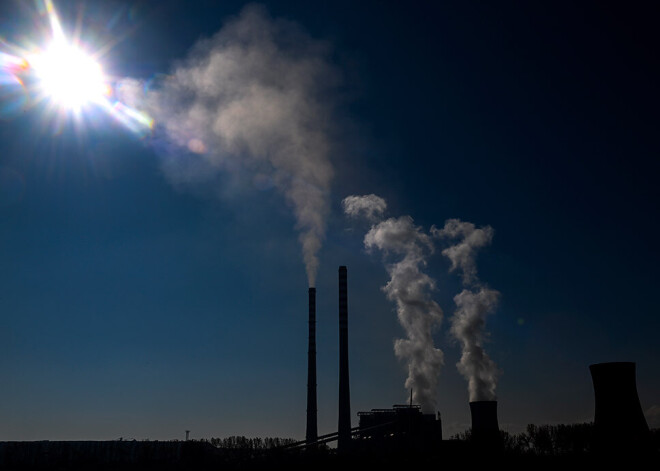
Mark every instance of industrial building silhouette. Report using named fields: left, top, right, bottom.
left=288, top=265, right=655, bottom=463
left=305, top=287, right=317, bottom=444
left=0, top=265, right=656, bottom=469
left=590, top=362, right=651, bottom=453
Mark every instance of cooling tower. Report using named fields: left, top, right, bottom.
left=338, top=266, right=351, bottom=451
left=306, top=287, right=318, bottom=443
left=589, top=362, right=650, bottom=452
left=469, top=401, right=502, bottom=452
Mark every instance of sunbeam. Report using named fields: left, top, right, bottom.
left=0, top=0, right=152, bottom=133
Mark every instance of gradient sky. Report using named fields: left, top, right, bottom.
left=0, top=0, right=658, bottom=441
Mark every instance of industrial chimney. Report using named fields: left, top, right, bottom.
left=338, top=266, right=351, bottom=451
left=469, top=401, right=502, bottom=452
left=306, top=287, right=318, bottom=444
left=590, top=362, right=650, bottom=453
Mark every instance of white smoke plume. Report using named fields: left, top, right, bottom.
left=452, top=287, right=500, bottom=401
left=434, top=219, right=500, bottom=402
left=342, top=194, right=387, bottom=222
left=344, top=195, right=444, bottom=412
left=117, top=5, right=337, bottom=286
left=432, top=219, right=494, bottom=285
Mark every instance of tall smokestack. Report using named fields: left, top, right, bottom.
left=306, top=287, right=318, bottom=443
left=590, top=362, right=650, bottom=452
left=469, top=401, right=502, bottom=452
left=338, top=266, right=351, bottom=451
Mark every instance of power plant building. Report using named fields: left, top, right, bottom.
left=357, top=404, right=442, bottom=443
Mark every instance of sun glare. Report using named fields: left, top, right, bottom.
left=0, top=0, right=153, bottom=133
left=28, top=39, right=108, bottom=110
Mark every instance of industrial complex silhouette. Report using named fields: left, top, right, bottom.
left=0, top=266, right=656, bottom=469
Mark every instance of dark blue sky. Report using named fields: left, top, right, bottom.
left=0, top=0, right=658, bottom=440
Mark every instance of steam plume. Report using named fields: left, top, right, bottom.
left=342, top=194, right=386, bottom=222
left=434, top=219, right=500, bottom=402
left=117, top=5, right=336, bottom=286
left=344, top=195, right=443, bottom=412
left=432, top=219, right=494, bottom=285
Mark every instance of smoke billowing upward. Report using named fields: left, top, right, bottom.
left=342, top=194, right=387, bottom=222
left=433, top=219, right=494, bottom=285
left=117, top=5, right=337, bottom=286
left=434, top=219, right=500, bottom=402
left=452, top=287, right=499, bottom=402
left=344, top=195, right=443, bottom=412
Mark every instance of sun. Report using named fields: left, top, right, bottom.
left=28, top=38, right=109, bottom=111
left=0, top=0, right=153, bottom=132
left=21, top=0, right=110, bottom=112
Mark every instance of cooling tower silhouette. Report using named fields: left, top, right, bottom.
left=589, top=362, right=650, bottom=452
left=469, top=401, right=502, bottom=452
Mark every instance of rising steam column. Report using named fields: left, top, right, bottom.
left=306, top=287, right=318, bottom=443
left=338, top=266, right=351, bottom=451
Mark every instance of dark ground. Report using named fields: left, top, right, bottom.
left=1, top=437, right=657, bottom=471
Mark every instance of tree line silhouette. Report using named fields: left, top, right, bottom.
left=194, top=436, right=297, bottom=450
left=453, top=423, right=659, bottom=456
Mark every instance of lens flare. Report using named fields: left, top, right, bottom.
left=28, top=40, right=108, bottom=110
left=0, top=0, right=154, bottom=135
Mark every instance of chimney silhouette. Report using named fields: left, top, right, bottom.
left=338, top=266, right=351, bottom=451
left=590, top=362, right=650, bottom=452
left=469, top=401, right=502, bottom=452
left=306, top=287, right=318, bottom=443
